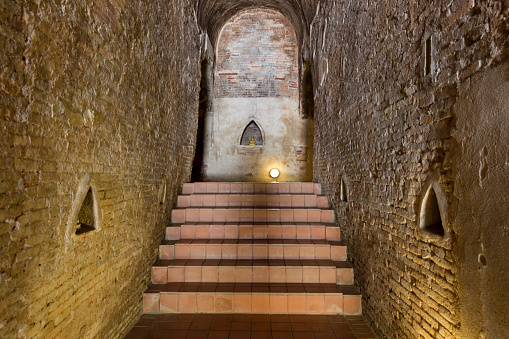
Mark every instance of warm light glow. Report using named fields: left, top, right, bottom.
left=269, top=168, right=280, bottom=178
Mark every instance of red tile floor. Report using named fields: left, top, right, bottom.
left=124, top=313, right=376, bottom=339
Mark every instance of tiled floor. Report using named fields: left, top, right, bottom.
left=124, top=313, right=376, bottom=339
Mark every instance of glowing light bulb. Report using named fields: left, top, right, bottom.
left=269, top=168, right=280, bottom=178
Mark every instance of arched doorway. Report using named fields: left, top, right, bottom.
left=198, top=8, right=313, bottom=182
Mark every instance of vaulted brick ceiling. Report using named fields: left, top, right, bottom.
left=195, top=0, right=320, bottom=47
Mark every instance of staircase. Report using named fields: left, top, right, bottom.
left=143, top=182, right=361, bottom=315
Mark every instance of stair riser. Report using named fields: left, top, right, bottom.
left=171, top=209, right=334, bottom=224
left=182, top=182, right=322, bottom=195
left=143, top=292, right=361, bottom=315
left=178, top=194, right=328, bottom=208
left=152, top=266, right=354, bottom=285
left=166, top=226, right=340, bottom=241
left=160, top=244, right=347, bottom=261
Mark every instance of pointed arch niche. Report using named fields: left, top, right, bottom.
left=418, top=180, right=448, bottom=238
left=238, top=120, right=264, bottom=154
left=240, top=120, right=263, bottom=146
left=67, top=173, right=101, bottom=242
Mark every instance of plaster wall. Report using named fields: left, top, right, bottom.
left=453, top=59, right=509, bottom=338
left=206, top=97, right=312, bottom=182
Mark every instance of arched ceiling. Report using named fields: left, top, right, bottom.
left=195, top=0, right=320, bottom=48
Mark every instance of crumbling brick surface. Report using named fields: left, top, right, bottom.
left=311, top=0, right=508, bottom=338
left=0, top=0, right=200, bottom=338
left=2, top=0, right=507, bottom=337
left=215, top=9, right=298, bottom=98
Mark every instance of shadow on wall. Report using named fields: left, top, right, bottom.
left=191, top=59, right=211, bottom=182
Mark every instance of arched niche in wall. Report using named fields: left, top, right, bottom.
left=202, top=8, right=311, bottom=181
left=238, top=120, right=264, bottom=154
left=158, top=181, right=167, bottom=206
left=340, top=175, right=349, bottom=202
left=66, top=173, right=101, bottom=243
left=240, top=120, right=263, bottom=145
left=418, top=179, right=448, bottom=239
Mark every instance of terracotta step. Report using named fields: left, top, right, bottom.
left=171, top=208, right=335, bottom=224
left=145, top=182, right=362, bottom=317
left=143, top=282, right=361, bottom=315
left=159, top=239, right=347, bottom=261
left=182, top=182, right=322, bottom=195
left=151, top=259, right=354, bottom=285
left=177, top=194, right=329, bottom=208
left=166, top=223, right=340, bottom=241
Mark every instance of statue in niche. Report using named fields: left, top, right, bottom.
left=240, top=121, right=263, bottom=146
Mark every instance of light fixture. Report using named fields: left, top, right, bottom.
left=269, top=168, right=280, bottom=178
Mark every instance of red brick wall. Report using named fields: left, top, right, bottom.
left=216, top=9, right=298, bottom=98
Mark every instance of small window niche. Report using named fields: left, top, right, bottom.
left=76, top=188, right=96, bottom=235
left=423, top=33, right=434, bottom=78
left=238, top=120, right=263, bottom=154
left=67, top=173, right=101, bottom=241
left=158, top=181, right=167, bottom=206
left=340, top=176, right=348, bottom=202
left=419, top=183, right=446, bottom=237
left=424, top=37, right=432, bottom=76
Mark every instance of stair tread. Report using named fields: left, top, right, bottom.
left=179, top=192, right=324, bottom=197
left=161, top=239, right=344, bottom=245
left=154, top=259, right=353, bottom=268
left=181, top=182, right=321, bottom=195
left=187, top=182, right=318, bottom=184
left=146, top=282, right=360, bottom=295
left=174, top=207, right=332, bottom=210
left=167, top=222, right=337, bottom=227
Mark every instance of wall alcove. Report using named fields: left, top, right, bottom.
left=76, top=187, right=96, bottom=235
left=240, top=120, right=263, bottom=146
left=419, top=185, right=445, bottom=236
left=67, top=173, right=101, bottom=242
left=340, top=176, right=348, bottom=202
left=238, top=120, right=264, bottom=154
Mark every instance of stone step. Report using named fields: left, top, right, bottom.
left=159, top=239, right=347, bottom=261
left=151, top=259, right=354, bottom=285
left=166, top=223, right=340, bottom=241
left=143, top=283, right=361, bottom=315
left=145, top=182, right=362, bottom=317
left=177, top=194, right=329, bottom=208
left=171, top=208, right=335, bottom=224
left=182, top=182, right=322, bottom=195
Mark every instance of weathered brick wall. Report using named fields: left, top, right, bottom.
left=0, top=0, right=200, bottom=338
left=215, top=9, right=299, bottom=98
left=311, top=0, right=508, bottom=338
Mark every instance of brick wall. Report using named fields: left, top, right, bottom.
left=0, top=0, right=200, bottom=338
left=311, top=0, right=508, bottom=338
left=215, top=9, right=298, bottom=98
